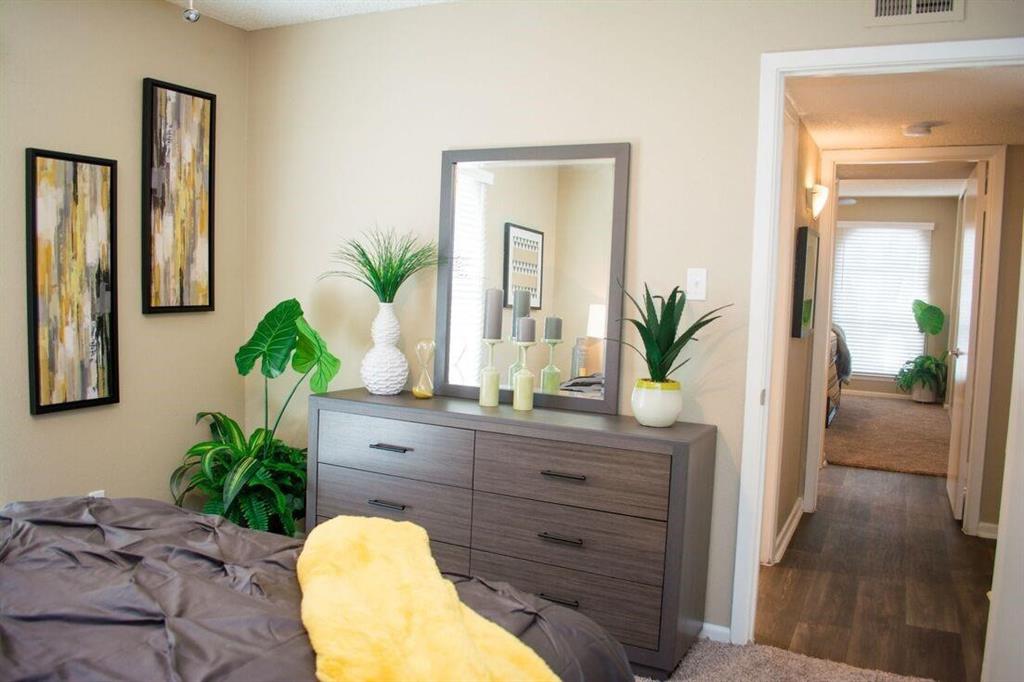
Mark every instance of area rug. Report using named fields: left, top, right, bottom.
left=635, top=639, right=930, bottom=681
left=824, top=394, right=950, bottom=476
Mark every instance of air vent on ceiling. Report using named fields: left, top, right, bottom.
left=867, top=0, right=964, bottom=26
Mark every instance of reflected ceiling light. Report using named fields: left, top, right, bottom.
left=838, top=197, right=858, bottom=207
left=807, top=184, right=829, bottom=219
left=586, top=304, right=607, bottom=339
left=183, top=0, right=200, bottom=23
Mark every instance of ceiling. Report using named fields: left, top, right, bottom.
left=165, top=0, right=448, bottom=31
left=787, top=66, right=1024, bottom=150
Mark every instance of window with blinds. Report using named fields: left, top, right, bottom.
left=447, top=166, right=492, bottom=385
left=832, top=221, right=933, bottom=377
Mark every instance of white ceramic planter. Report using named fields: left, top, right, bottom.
left=630, top=379, right=683, bottom=427
left=360, top=302, right=409, bottom=395
left=911, top=383, right=938, bottom=404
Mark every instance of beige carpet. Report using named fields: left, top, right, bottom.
left=636, top=639, right=930, bottom=681
left=825, top=394, right=950, bottom=477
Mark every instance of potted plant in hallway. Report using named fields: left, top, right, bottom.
left=170, top=299, right=340, bottom=535
left=895, top=299, right=948, bottom=403
left=322, top=229, right=438, bottom=395
left=618, top=284, right=728, bottom=427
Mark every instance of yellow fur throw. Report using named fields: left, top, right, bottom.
left=297, top=515, right=559, bottom=682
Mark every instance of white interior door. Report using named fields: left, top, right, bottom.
left=946, top=162, right=986, bottom=518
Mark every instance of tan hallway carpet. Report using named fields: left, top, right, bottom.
left=635, top=639, right=929, bottom=681
left=825, top=394, right=950, bottom=476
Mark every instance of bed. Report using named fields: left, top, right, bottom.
left=0, top=496, right=632, bottom=682
left=826, top=323, right=851, bottom=427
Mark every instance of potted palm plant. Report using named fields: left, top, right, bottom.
left=895, top=299, right=948, bottom=403
left=618, top=284, right=728, bottom=427
left=169, top=299, right=340, bottom=535
left=322, top=229, right=438, bottom=395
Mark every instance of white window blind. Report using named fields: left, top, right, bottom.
left=832, top=221, right=933, bottom=376
left=448, top=167, right=491, bottom=385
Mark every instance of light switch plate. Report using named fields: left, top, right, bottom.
left=687, top=268, right=708, bottom=301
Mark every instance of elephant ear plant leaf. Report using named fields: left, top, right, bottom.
left=618, top=283, right=730, bottom=383
left=170, top=299, right=341, bottom=536
left=912, top=299, right=945, bottom=336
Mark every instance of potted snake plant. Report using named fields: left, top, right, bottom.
left=618, top=284, right=728, bottom=427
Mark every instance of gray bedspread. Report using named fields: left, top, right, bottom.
left=0, top=496, right=631, bottom=682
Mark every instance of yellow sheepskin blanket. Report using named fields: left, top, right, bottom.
left=297, top=515, right=558, bottom=682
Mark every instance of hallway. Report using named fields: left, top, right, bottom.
left=755, top=465, right=995, bottom=682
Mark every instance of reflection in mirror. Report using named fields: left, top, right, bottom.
left=447, top=158, right=615, bottom=400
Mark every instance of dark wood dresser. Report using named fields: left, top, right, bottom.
left=306, top=389, right=717, bottom=675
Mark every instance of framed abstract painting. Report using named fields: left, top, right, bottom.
left=142, top=78, right=216, bottom=313
left=502, top=222, right=544, bottom=309
left=791, top=225, right=820, bottom=338
left=26, top=148, right=119, bottom=414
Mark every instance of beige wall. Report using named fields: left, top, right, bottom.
left=981, top=145, right=1024, bottom=525
left=244, top=1, right=1024, bottom=627
left=775, top=121, right=819, bottom=533
left=836, top=196, right=959, bottom=360
left=0, top=0, right=248, bottom=504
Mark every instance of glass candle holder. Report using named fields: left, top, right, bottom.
left=512, top=341, right=535, bottom=411
left=479, top=339, right=501, bottom=407
left=541, top=339, right=562, bottom=394
left=412, top=339, right=435, bottom=399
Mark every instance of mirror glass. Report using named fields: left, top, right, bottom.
left=445, top=157, right=616, bottom=402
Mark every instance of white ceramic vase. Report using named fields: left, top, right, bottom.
left=360, top=302, right=409, bottom=395
left=630, top=379, right=683, bottom=427
left=911, top=383, right=937, bottom=404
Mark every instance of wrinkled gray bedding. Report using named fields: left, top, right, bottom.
left=0, top=497, right=631, bottom=682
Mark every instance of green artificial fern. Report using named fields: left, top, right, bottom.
left=322, top=229, right=438, bottom=303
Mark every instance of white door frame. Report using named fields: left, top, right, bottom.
left=732, top=36, right=1024, bottom=645
left=806, top=146, right=1005, bottom=532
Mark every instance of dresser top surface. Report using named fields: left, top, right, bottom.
left=312, top=389, right=716, bottom=445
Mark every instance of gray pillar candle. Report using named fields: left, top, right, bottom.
left=544, top=316, right=562, bottom=341
left=483, top=288, right=503, bottom=340
left=517, top=316, right=536, bottom=343
left=511, top=289, right=531, bottom=339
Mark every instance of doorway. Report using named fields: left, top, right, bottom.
left=734, top=36, right=1024, bottom=681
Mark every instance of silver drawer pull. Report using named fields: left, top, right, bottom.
left=369, top=442, right=412, bottom=453
left=367, top=498, right=407, bottom=512
left=540, top=469, right=586, bottom=482
left=539, top=593, right=580, bottom=609
left=537, top=531, right=584, bottom=547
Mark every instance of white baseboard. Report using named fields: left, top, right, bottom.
left=976, top=521, right=999, bottom=539
left=842, top=388, right=911, bottom=400
left=771, top=496, right=803, bottom=563
left=699, top=623, right=732, bottom=642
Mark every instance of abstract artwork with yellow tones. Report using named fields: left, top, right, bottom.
left=27, top=149, right=119, bottom=414
left=143, top=78, right=216, bottom=313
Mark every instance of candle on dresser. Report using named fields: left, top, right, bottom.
left=544, top=316, right=562, bottom=342
left=517, top=317, right=536, bottom=343
left=511, top=289, right=531, bottom=339
left=483, top=288, right=503, bottom=340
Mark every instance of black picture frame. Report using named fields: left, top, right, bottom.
left=26, top=148, right=120, bottom=414
left=142, top=78, right=216, bottom=314
left=502, top=222, right=544, bottom=310
left=792, top=225, right=820, bottom=338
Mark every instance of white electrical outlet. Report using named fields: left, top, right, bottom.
left=87, top=489, right=106, bottom=498
left=686, top=268, right=708, bottom=301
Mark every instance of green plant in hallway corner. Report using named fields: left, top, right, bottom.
left=170, top=299, right=340, bottom=535
left=895, top=299, right=948, bottom=403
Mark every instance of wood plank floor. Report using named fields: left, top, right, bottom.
left=756, top=465, right=996, bottom=682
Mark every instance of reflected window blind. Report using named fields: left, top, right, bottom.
left=832, top=221, right=932, bottom=376
left=448, top=168, right=491, bottom=385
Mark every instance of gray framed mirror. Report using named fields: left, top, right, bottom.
left=433, top=143, right=630, bottom=414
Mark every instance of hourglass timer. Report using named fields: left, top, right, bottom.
left=412, top=339, right=435, bottom=399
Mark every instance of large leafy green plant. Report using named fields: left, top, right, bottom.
left=895, top=299, right=948, bottom=399
left=322, top=229, right=438, bottom=302
left=619, top=284, right=729, bottom=383
left=170, top=299, right=340, bottom=535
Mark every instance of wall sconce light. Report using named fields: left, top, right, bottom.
left=807, top=184, right=829, bottom=220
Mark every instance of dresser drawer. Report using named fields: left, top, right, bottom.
left=472, top=492, right=666, bottom=586
left=318, top=411, right=474, bottom=488
left=430, top=541, right=470, bottom=575
left=474, top=432, right=670, bottom=520
left=471, top=550, right=662, bottom=650
left=317, top=465, right=471, bottom=546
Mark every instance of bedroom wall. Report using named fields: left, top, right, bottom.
left=775, top=120, right=819, bottom=535
left=0, top=1, right=249, bottom=504
left=244, top=0, right=1024, bottom=629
